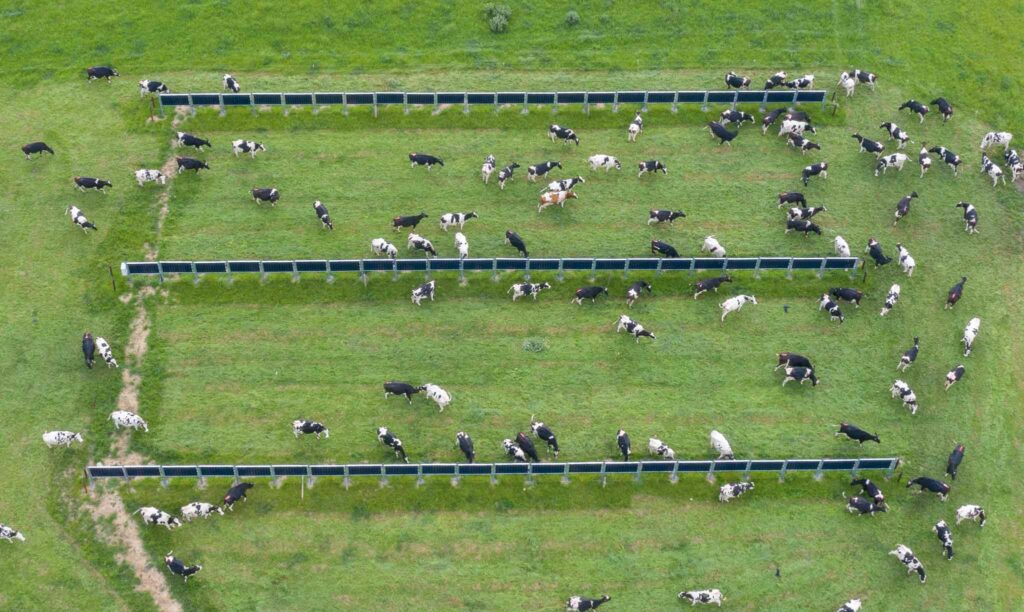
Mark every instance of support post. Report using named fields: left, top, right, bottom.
left=226, top=261, right=233, bottom=284
left=463, top=93, right=469, bottom=115
left=196, top=465, right=206, bottom=490
left=613, top=91, right=620, bottom=113
left=191, top=261, right=200, bottom=284
left=121, top=465, right=130, bottom=483
left=589, top=259, right=596, bottom=282
left=786, top=258, right=794, bottom=280
left=642, top=91, right=649, bottom=112
left=491, top=258, right=498, bottom=282
left=622, top=258, right=630, bottom=279
left=306, top=465, right=317, bottom=490
left=778, top=460, right=788, bottom=483
left=656, top=258, right=663, bottom=276
left=524, top=463, right=534, bottom=487
left=188, top=94, right=196, bottom=117
left=458, top=259, right=465, bottom=283
left=731, top=90, right=738, bottom=109
left=372, top=92, right=378, bottom=118
left=599, top=462, right=607, bottom=488
left=760, top=91, right=768, bottom=113
left=416, top=464, right=424, bottom=488
left=218, top=93, right=226, bottom=117
left=849, top=258, right=859, bottom=280
left=885, top=458, right=898, bottom=479
left=490, top=463, right=497, bottom=486
left=701, top=91, right=709, bottom=112
left=159, top=465, right=168, bottom=489
left=814, top=460, right=825, bottom=481
left=743, top=460, right=752, bottom=481
left=523, top=259, right=531, bottom=282
left=754, top=257, right=762, bottom=280
left=292, top=260, right=300, bottom=283
left=583, top=92, right=590, bottom=115
left=669, top=461, right=679, bottom=484
left=451, top=463, right=460, bottom=487
left=232, top=465, right=240, bottom=484
left=403, top=92, right=409, bottom=115
left=379, top=464, right=388, bottom=488
left=259, top=260, right=267, bottom=284
left=424, top=258, right=432, bottom=281
left=552, top=92, right=559, bottom=114
left=556, top=259, right=564, bottom=282
left=817, top=258, right=826, bottom=279
left=157, top=261, right=165, bottom=284
left=633, top=461, right=643, bottom=483
left=342, top=93, right=348, bottom=116
left=706, top=461, right=716, bottom=483
left=671, top=91, right=679, bottom=113
left=689, top=258, right=696, bottom=276
left=850, top=459, right=862, bottom=479
left=343, top=465, right=350, bottom=489
left=561, top=462, right=570, bottom=485
left=521, top=93, right=528, bottom=115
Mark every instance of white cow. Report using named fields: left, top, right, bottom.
left=134, top=169, right=166, bottom=186
left=231, top=139, right=266, bottom=158
left=109, top=410, right=149, bottom=432
left=896, top=243, right=916, bottom=276
left=701, top=236, right=726, bottom=257
left=838, top=598, right=862, bottom=611
left=955, top=504, right=986, bottom=526
left=709, top=430, right=734, bottom=460
left=481, top=155, right=496, bottom=183
left=980, top=131, right=1012, bottom=151
left=133, top=507, right=181, bottom=530
left=42, top=431, right=84, bottom=448
left=180, top=502, right=223, bottom=522
left=719, top=295, right=756, bottom=322
left=837, top=72, right=856, bottom=97
left=834, top=235, right=851, bottom=257
left=981, top=154, right=1006, bottom=186
left=66, top=205, right=97, bottom=232
left=454, top=232, right=469, bottom=260
left=919, top=145, right=932, bottom=177
left=876, top=153, right=909, bottom=176
left=587, top=154, right=621, bottom=171
left=678, top=589, right=724, bottom=606
left=962, top=317, right=980, bottom=356
left=420, top=383, right=451, bottom=412
left=648, top=437, right=675, bottom=459
left=628, top=112, right=643, bottom=142
left=370, top=238, right=398, bottom=259
left=96, top=337, right=118, bottom=368
left=0, top=524, right=26, bottom=543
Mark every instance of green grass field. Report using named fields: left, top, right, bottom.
left=1, top=2, right=1023, bottom=611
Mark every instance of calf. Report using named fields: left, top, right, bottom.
left=782, top=366, right=819, bottom=386
left=74, top=176, right=112, bottom=193
left=852, top=133, right=884, bottom=156
left=547, top=176, right=585, bottom=192
left=406, top=233, right=437, bottom=257
left=481, top=154, right=496, bottom=183
left=1004, top=148, right=1023, bottom=181
left=565, top=595, right=610, bottom=611
left=761, top=108, right=785, bottom=134
left=929, top=146, right=962, bottom=175
left=838, top=599, right=863, bottom=612
left=627, top=112, right=643, bottom=142
left=222, top=482, right=254, bottom=510
left=944, top=364, right=965, bottom=391
left=865, top=238, right=891, bottom=267
left=894, top=192, right=917, bottom=225
left=456, top=431, right=475, bottom=463
left=692, top=275, right=731, bottom=299
left=617, top=314, right=656, bottom=342
left=497, top=162, right=520, bottom=190
left=393, top=212, right=428, bottom=231
left=377, top=427, right=409, bottom=463
left=587, top=155, right=620, bottom=171
left=829, top=287, right=863, bottom=307
left=946, top=277, right=967, bottom=309
left=0, top=524, right=26, bottom=543
left=779, top=119, right=816, bottom=137
left=181, top=502, right=223, bottom=521
left=678, top=589, right=724, bottom=606
left=42, top=431, right=84, bottom=448
left=962, top=317, right=980, bottom=356
left=837, top=71, right=856, bottom=97
left=648, top=209, right=686, bottom=225
left=508, top=282, right=551, bottom=301
left=818, top=293, right=844, bottom=323
left=899, top=99, right=929, bottom=123
left=875, top=153, right=909, bottom=176
left=890, top=379, right=918, bottom=415
left=638, top=160, right=668, bottom=176
left=292, top=419, right=329, bottom=439
left=955, top=504, right=986, bottom=527
left=531, top=418, right=560, bottom=457
left=934, top=520, right=955, bottom=560
left=626, top=280, right=652, bottom=308
left=763, top=71, right=787, bottom=89
left=651, top=240, right=679, bottom=258
left=719, top=482, right=754, bottom=503
left=371, top=238, right=398, bottom=259
left=538, top=190, right=578, bottom=212
left=138, top=80, right=169, bottom=96
left=505, top=230, right=529, bottom=257
left=897, top=337, right=919, bottom=371
left=384, top=381, right=420, bottom=403
left=879, top=122, right=910, bottom=149
left=133, top=507, right=181, bottom=530
left=889, top=545, right=927, bottom=583
left=419, top=383, right=451, bottom=412
left=907, top=476, right=950, bottom=501
left=549, top=124, right=579, bottom=145
left=251, top=187, right=279, bottom=206
left=931, top=97, right=954, bottom=122
left=134, top=169, right=166, bottom=187
left=175, top=157, right=209, bottom=174
left=22, top=141, right=54, bottom=159
left=411, top=280, right=436, bottom=306
left=784, top=75, right=815, bottom=89
left=880, top=283, right=901, bottom=316
left=785, top=219, right=821, bottom=236
left=846, top=496, right=886, bottom=516
left=164, top=553, right=202, bottom=582
left=82, top=332, right=95, bottom=368
left=787, top=133, right=821, bottom=153
left=313, top=200, right=333, bottom=229
left=918, top=145, right=932, bottom=177
left=946, top=444, right=965, bottom=480
left=720, top=109, right=754, bottom=127
left=454, top=232, right=469, bottom=259
left=980, top=153, right=1005, bottom=186
left=231, top=139, right=266, bottom=158
left=725, top=71, right=751, bottom=88
left=109, top=410, right=148, bottom=432
left=572, top=286, right=608, bottom=305
left=616, top=430, right=631, bottom=461
left=409, top=152, right=444, bottom=169
left=719, top=295, right=756, bottom=322
left=96, top=337, right=117, bottom=367
left=175, top=132, right=211, bottom=150
left=502, top=439, right=529, bottom=462
left=836, top=423, right=880, bottom=444
left=223, top=73, right=240, bottom=93
left=834, top=235, right=851, bottom=257
left=647, top=436, right=675, bottom=459
left=701, top=235, right=726, bottom=257
left=850, top=478, right=885, bottom=504
left=980, top=131, right=1012, bottom=151
left=86, top=66, right=119, bottom=82
left=514, top=432, right=539, bottom=462
left=775, top=352, right=812, bottom=371
left=801, top=161, right=828, bottom=185
left=853, top=69, right=877, bottom=89
left=896, top=243, right=915, bottom=277
left=709, top=430, right=733, bottom=460
left=439, top=212, right=477, bottom=231
left=777, top=191, right=806, bottom=208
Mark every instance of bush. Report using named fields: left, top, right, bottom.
left=484, top=3, right=511, bottom=33
left=565, top=10, right=581, bottom=26
left=522, top=338, right=546, bottom=353
left=488, top=14, right=509, bottom=33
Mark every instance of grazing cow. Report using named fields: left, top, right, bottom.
left=852, top=70, right=877, bottom=89
left=133, top=507, right=181, bottom=530
left=502, top=439, right=528, bottom=462
left=830, top=288, right=863, bottom=307
left=223, top=73, right=240, bottom=92
left=628, top=112, right=644, bottom=142
left=980, top=131, right=1012, bottom=151
left=1004, top=149, right=1023, bottom=181
left=782, top=366, right=819, bottom=386
left=838, top=599, right=863, bottom=612
left=719, top=482, right=754, bottom=503
left=787, top=133, right=821, bottom=153
left=846, top=496, right=886, bottom=516
left=616, top=430, right=631, bottom=461
left=944, top=364, right=966, bottom=390
left=456, top=431, right=475, bottom=463
left=547, top=176, right=586, bottom=193
left=514, top=433, right=539, bottom=462
left=393, top=212, right=428, bottom=231
left=587, top=155, right=621, bottom=171
left=719, top=295, right=756, bottom=322
left=292, top=419, right=329, bottom=439
left=918, top=145, right=932, bottom=177
left=894, top=192, right=918, bottom=225
left=0, top=524, right=26, bottom=543
left=720, top=109, right=754, bottom=128
left=790, top=205, right=827, bottom=220
left=650, top=240, right=679, bottom=258
left=865, top=238, right=891, bottom=267
left=549, top=124, right=579, bottom=146
left=134, top=169, right=166, bottom=187
left=251, top=187, right=279, bottom=206
left=439, top=212, right=477, bottom=231
left=703, top=119, right=740, bottom=146
left=409, top=152, right=444, bottom=170
left=980, top=153, right=1006, bottom=186
left=777, top=191, right=806, bottom=208
left=880, top=284, right=901, bottom=316
left=370, top=238, right=398, bottom=259
left=701, top=235, right=726, bottom=257
left=497, top=162, right=520, bottom=190
left=836, top=423, right=880, bottom=445
left=762, top=108, right=786, bottom=134
left=725, top=71, right=752, bottom=89
left=929, top=146, right=962, bottom=175
left=531, top=418, right=560, bottom=457
left=962, top=317, right=980, bottom=356
left=231, top=139, right=266, bottom=158
left=802, top=161, right=828, bottom=185
left=174, top=132, right=211, bottom=150
left=834, top=235, right=851, bottom=257
left=86, top=66, right=119, bottom=82
left=481, top=155, right=496, bottom=183
left=638, top=160, right=668, bottom=176
left=175, top=157, right=209, bottom=174
left=138, top=80, right=169, bottom=96
left=411, top=280, right=435, bottom=306
left=74, top=176, right=112, bottom=193
left=778, top=119, right=816, bottom=138
left=784, top=74, right=815, bottom=89
left=763, top=71, right=788, bottom=89
left=109, top=410, right=149, bottom=432
left=505, top=230, right=529, bottom=257
left=648, top=209, right=686, bottom=225
left=775, top=352, right=812, bottom=371
left=934, top=520, right=955, bottom=560
left=454, top=232, right=469, bottom=259
left=96, top=337, right=117, bottom=367
left=572, top=286, right=608, bottom=305
left=648, top=436, right=675, bottom=459
left=566, top=595, right=610, bottom=611
left=785, top=219, right=822, bottom=236
left=538, top=190, right=578, bottom=212
left=899, top=99, right=929, bottom=123
left=931, top=97, right=954, bottom=122
left=678, top=589, right=724, bottom=606
left=312, top=200, right=333, bottom=230
left=876, top=153, right=909, bottom=176
left=955, top=505, right=986, bottom=527
left=626, top=281, right=652, bottom=308
left=164, top=552, right=202, bottom=582
left=693, top=275, right=731, bottom=299
left=837, top=71, right=857, bottom=97
left=890, top=380, right=919, bottom=415
left=383, top=381, right=420, bottom=403
left=42, top=431, right=84, bottom=448
left=407, top=233, right=437, bottom=257
left=889, top=544, right=927, bottom=583
left=850, top=478, right=886, bottom=504
left=879, top=122, right=910, bottom=149
left=897, top=337, right=919, bottom=371
left=617, top=314, right=656, bottom=342
left=22, top=142, right=54, bottom=159
left=222, top=482, right=254, bottom=510
left=896, top=243, right=916, bottom=277
left=377, top=427, right=409, bottom=463
left=82, top=332, right=95, bottom=368
left=907, top=476, right=951, bottom=501
left=946, top=444, right=965, bottom=480
left=508, top=282, right=551, bottom=301
left=946, top=277, right=967, bottom=309
left=819, top=293, right=844, bottom=323
left=419, top=383, right=451, bottom=412
left=709, top=430, right=734, bottom=460
left=181, top=502, right=223, bottom=521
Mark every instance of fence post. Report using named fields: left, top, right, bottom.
left=525, top=462, right=534, bottom=487
left=814, top=460, right=824, bottom=481
left=188, top=94, right=196, bottom=117
left=689, top=259, right=696, bottom=276
left=292, top=261, right=300, bottom=283
left=589, top=259, right=596, bottom=282
left=84, top=467, right=95, bottom=491
left=623, top=258, right=630, bottom=279
left=583, top=92, right=590, bottom=115
left=778, top=459, right=788, bottom=483
left=121, top=465, right=130, bottom=483
left=553, top=92, right=559, bottom=114
left=424, top=258, right=432, bottom=281
left=403, top=92, right=409, bottom=115
left=458, top=259, right=465, bottom=283
left=613, top=91, right=620, bottom=113
left=159, top=465, right=168, bottom=489
left=642, top=91, right=649, bottom=112
left=672, top=91, right=679, bottom=113
left=786, top=258, right=794, bottom=280
left=226, top=261, right=233, bottom=284
left=342, top=93, right=349, bottom=116
left=850, top=459, right=862, bottom=479
left=655, top=258, right=663, bottom=276
left=849, top=258, right=859, bottom=280
left=600, top=462, right=607, bottom=487
left=701, top=91, right=709, bottom=112
left=743, top=460, right=752, bottom=481
left=416, top=464, right=424, bottom=488
left=556, top=259, right=564, bottom=282
left=196, top=465, right=206, bottom=490
left=218, top=93, right=226, bottom=117
left=490, top=463, right=497, bottom=486
left=356, top=260, right=366, bottom=286
left=451, top=463, right=460, bottom=487
left=372, top=92, right=378, bottom=118
left=791, top=90, right=799, bottom=106
left=492, top=92, right=498, bottom=114
left=760, top=91, right=768, bottom=113
left=157, top=261, right=165, bottom=284
left=754, top=257, right=762, bottom=280
left=378, top=465, right=388, bottom=488
left=633, top=461, right=642, bottom=483
left=817, top=258, right=826, bottom=279
left=259, top=261, right=267, bottom=284
left=390, top=259, right=398, bottom=282
left=885, top=458, right=898, bottom=479
left=561, top=462, right=570, bottom=485
left=462, top=93, right=469, bottom=115
left=491, top=258, right=498, bottom=282
left=343, top=465, right=350, bottom=489
left=669, top=461, right=679, bottom=484
left=731, top=90, right=738, bottom=109
left=232, top=465, right=240, bottom=484
left=706, top=461, right=716, bottom=483
left=523, top=259, right=531, bottom=282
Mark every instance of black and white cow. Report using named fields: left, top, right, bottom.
left=549, top=124, right=579, bottom=145
left=371, top=238, right=398, bottom=259
left=907, top=476, right=950, bottom=501
left=547, top=176, right=585, bottom=192
left=175, top=157, right=209, bottom=174
left=692, top=275, right=732, bottom=299
left=638, top=160, right=668, bottom=176
left=232, top=139, right=266, bottom=158
left=787, top=133, right=821, bottom=153
left=626, top=280, right=652, bottom=308
left=312, top=200, right=333, bottom=229
left=505, top=230, right=529, bottom=257
left=133, top=507, right=181, bottom=530
left=419, top=383, right=451, bottom=412
left=784, top=74, right=815, bottom=89
left=409, top=152, right=444, bottom=169
left=785, top=219, right=821, bottom=236
left=980, top=131, right=1013, bottom=151
left=502, top=438, right=528, bottom=462
left=865, top=238, right=891, bottom=267
left=763, top=71, right=787, bottom=89
left=565, top=595, right=611, bottom=611
left=775, top=352, right=812, bottom=371
left=853, top=69, right=878, bottom=89
left=572, top=286, right=608, bottom=305
left=223, top=73, right=240, bottom=92
left=74, top=176, right=112, bottom=193
left=818, top=293, right=845, bottom=323
left=782, top=366, right=819, bottom=386
left=508, top=282, right=551, bottom=301
left=890, top=379, right=918, bottom=414
left=628, top=112, right=644, bottom=142
left=392, top=212, right=428, bottom=231
left=138, top=80, right=169, bottom=96
left=180, top=502, right=223, bottom=522
left=516, top=432, right=540, bottom=462
left=934, top=520, right=955, bottom=560
left=616, top=430, right=631, bottom=461
left=720, top=109, right=754, bottom=127
left=648, top=436, right=675, bottom=459
left=456, top=431, right=475, bottom=463
left=897, top=337, right=919, bottom=371
left=588, top=155, right=620, bottom=171
left=22, top=141, right=54, bottom=159
left=175, top=132, right=211, bottom=150
left=701, top=235, right=726, bottom=257
left=406, top=233, right=437, bottom=257
left=527, top=161, right=562, bottom=182
left=836, top=423, right=880, bottom=444
left=109, top=410, right=149, bottom=432
left=931, top=97, right=954, bottom=122
left=617, top=314, right=656, bottom=342
left=880, top=284, right=901, bottom=316
left=223, top=482, right=254, bottom=510
left=963, top=317, right=980, bottom=356
left=650, top=239, right=679, bottom=258
left=134, top=169, right=166, bottom=187
left=802, top=161, right=828, bottom=185
left=777, top=191, right=806, bottom=208
left=899, top=99, right=929, bottom=123
left=0, top=524, right=26, bottom=543
left=955, top=504, right=986, bottom=527
left=1004, top=149, right=1023, bottom=181
left=762, top=108, right=786, bottom=134
left=165, top=552, right=202, bottom=582
left=846, top=496, right=886, bottom=516
left=894, top=192, right=918, bottom=225
left=678, top=589, right=724, bottom=606
left=377, top=427, right=409, bottom=463
left=946, top=276, right=967, bottom=309
left=96, top=336, right=117, bottom=367
left=292, top=419, right=329, bottom=439
left=787, top=205, right=827, bottom=220
left=834, top=235, right=851, bottom=257
left=707, top=121, right=738, bottom=146
left=719, top=482, right=754, bottom=503
left=439, top=212, right=478, bottom=231
left=725, top=71, right=752, bottom=89
left=251, top=188, right=279, bottom=206
left=648, top=209, right=686, bottom=225
left=779, top=119, right=816, bottom=137
left=82, top=332, right=95, bottom=368
left=944, top=364, right=966, bottom=391
left=850, top=478, right=886, bottom=505
left=481, top=155, right=497, bottom=184
left=918, top=145, right=932, bottom=177
left=980, top=153, right=1006, bottom=186
left=86, top=66, right=119, bottom=82
left=838, top=598, right=863, bottom=612
left=720, top=295, right=756, bottom=322
left=851, top=133, right=884, bottom=156
left=384, top=381, right=420, bottom=404
left=531, top=419, right=560, bottom=457
left=875, top=153, right=909, bottom=176
left=829, top=287, right=863, bottom=307
left=42, top=431, right=84, bottom=448
left=879, top=122, right=909, bottom=149
left=497, top=163, right=520, bottom=190
left=946, top=444, right=965, bottom=480
left=411, top=280, right=436, bottom=306
left=709, top=430, right=734, bottom=460
left=889, top=544, right=927, bottom=583
left=929, top=146, right=962, bottom=175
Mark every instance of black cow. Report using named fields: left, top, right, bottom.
left=175, top=157, right=209, bottom=174
left=505, top=230, right=529, bottom=257
left=648, top=209, right=686, bottom=225
left=86, top=66, right=119, bottom=82
left=82, top=332, right=95, bottom=368
left=616, top=430, right=631, bottom=461
left=222, top=482, right=254, bottom=510
left=548, top=124, right=579, bottom=145
left=693, top=275, right=732, bottom=299
left=456, top=431, right=475, bottom=463
left=762, top=108, right=786, bottom=134
left=852, top=133, right=884, bottom=156
left=164, top=552, right=202, bottom=582
left=929, top=146, right=962, bottom=175
left=836, top=423, right=880, bottom=444
left=956, top=201, right=978, bottom=234
left=720, top=109, right=754, bottom=127
left=313, top=200, right=333, bottom=229
left=931, top=97, right=954, bottom=122
left=944, top=364, right=966, bottom=390
left=775, top=352, right=812, bottom=371
left=724, top=71, right=752, bottom=89
left=777, top=191, right=806, bottom=208
left=785, top=219, right=821, bottom=236
left=74, top=177, right=112, bottom=193
left=707, top=121, right=738, bottom=145
left=907, top=476, right=951, bottom=501
left=638, top=160, right=668, bottom=176
left=572, top=286, right=608, bottom=305
left=801, top=161, right=828, bottom=185
left=515, top=432, right=539, bottom=462
left=22, top=142, right=54, bottom=159
left=899, top=99, right=929, bottom=123
left=830, top=288, right=863, bottom=307
left=383, top=381, right=420, bottom=404
left=850, top=478, right=885, bottom=504
left=626, top=281, right=652, bottom=308
left=865, top=238, right=891, bottom=267
left=392, top=212, right=428, bottom=231
left=251, top=188, right=279, bottom=206
left=409, top=153, right=444, bottom=169
left=650, top=240, right=679, bottom=258
left=853, top=69, right=878, bottom=89
left=175, top=132, right=211, bottom=150
left=898, top=337, right=920, bottom=371
left=846, top=496, right=886, bottom=516
left=946, top=444, right=965, bottom=480
left=945, top=276, right=967, bottom=309
left=530, top=419, right=559, bottom=457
